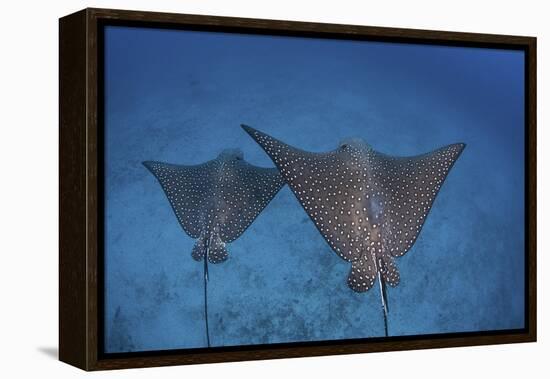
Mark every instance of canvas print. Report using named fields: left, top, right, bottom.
left=103, top=25, right=525, bottom=353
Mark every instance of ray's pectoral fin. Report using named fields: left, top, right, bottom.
left=208, top=234, right=228, bottom=264
left=381, top=142, right=466, bottom=258
left=347, top=255, right=377, bottom=293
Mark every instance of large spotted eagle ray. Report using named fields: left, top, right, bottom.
left=241, top=124, right=465, bottom=336
left=143, top=149, right=284, bottom=346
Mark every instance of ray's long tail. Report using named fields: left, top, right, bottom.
left=378, top=273, right=389, bottom=337
left=203, top=243, right=211, bottom=348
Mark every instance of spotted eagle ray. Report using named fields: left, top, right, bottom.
left=241, top=124, right=465, bottom=336
left=143, top=149, right=284, bottom=346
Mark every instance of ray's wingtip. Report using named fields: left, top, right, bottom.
left=450, top=143, right=466, bottom=161
left=449, top=142, right=466, bottom=155
left=240, top=124, right=256, bottom=134
left=240, top=124, right=266, bottom=143
left=142, top=161, right=155, bottom=171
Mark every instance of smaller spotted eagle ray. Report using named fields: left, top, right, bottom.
left=143, top=149, right=284, bottom=346
left=241, top=124, right=465, bottom=336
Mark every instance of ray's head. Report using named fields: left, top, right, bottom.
left=218, top=148, right=244, bottom=162
left=338, top=137, right=372, bottom=153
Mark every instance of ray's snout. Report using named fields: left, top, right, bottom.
left=218, top=148, right=244, bottom=161
left=338, top=137, right=371, bottom=151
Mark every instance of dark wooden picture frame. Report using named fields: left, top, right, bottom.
left=59, top=7, right=536, bottom=371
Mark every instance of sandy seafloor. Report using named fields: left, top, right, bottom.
left=103, top=25, right=525, bottom=353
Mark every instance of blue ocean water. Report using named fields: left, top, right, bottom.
left=103, top=25, right=525, bottom=353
